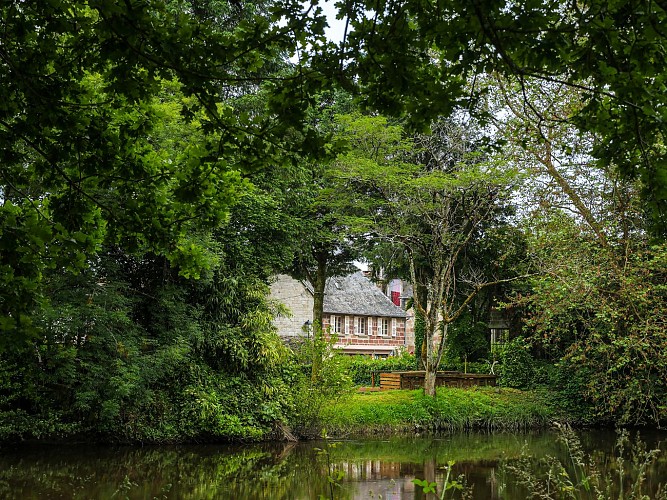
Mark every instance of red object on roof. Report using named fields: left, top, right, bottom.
left=391, top=291, right=400, bottom=306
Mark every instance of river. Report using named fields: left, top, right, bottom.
left=1, top=429, right=666, bottom=499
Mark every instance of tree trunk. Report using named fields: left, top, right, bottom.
left=311, top=253, right=327, bottom=382
left=424, top=366, right=437, bottom=397
left=423, top=313, right=439, bottom=397
left=420, top=336, right=428, bottom=370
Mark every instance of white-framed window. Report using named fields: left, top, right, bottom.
left=356, top=316, right=367, bottom=335
left=391, top=318, right=397, bottom=337
left=344, top=316, right=351, bottom=335
left=331, top=315, right=342, bottom=334
left=381, top=318, right=389, bottom=336
left=491, top=328, right=509, bottom=351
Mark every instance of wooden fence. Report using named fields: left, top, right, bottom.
left=379, top=371, right=497, bottom=390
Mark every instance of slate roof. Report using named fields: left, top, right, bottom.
left=323, top=272, right=407, bottom=318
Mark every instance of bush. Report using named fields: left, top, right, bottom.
left=342, top=350, right=418, bottom=386
left=341, top=351, right=493, bottom=388
left=497, top=337, right=535, bottom=389
left=494, top=342, right=596, bottom=423
left=531, top=361, right=597, bottom=425
left=437, top=360, right=491, bottom=374
left=287, top=337, right=355, bottom=435
left=443, top=313, right=490, bottom=365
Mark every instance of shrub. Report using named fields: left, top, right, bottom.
left=443, top=313, right=490, bottom=365
left=496, top=337, right=535, bottom=389
left=531, top=361, right=597, bottom=425
left=437, top=360, right=491, bottom=374
left=287, top=338, right=355, bottom=435
left=342, top=350, right=417, bottom=386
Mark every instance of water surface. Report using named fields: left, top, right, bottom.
left=1, top=429, right=666, bottom=499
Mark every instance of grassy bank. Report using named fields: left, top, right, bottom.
left=318, top=387, right=554, bottom=437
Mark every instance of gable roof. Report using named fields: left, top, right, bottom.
left=324, top=272, right=407, bottom=318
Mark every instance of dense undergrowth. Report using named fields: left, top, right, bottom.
left=0, top=332, right=591, bottom=444
left=0, top=324, right=649, bottom=444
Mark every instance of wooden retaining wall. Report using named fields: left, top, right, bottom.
left=379, top=372, right=402, bottom=390
left=379, top=371, right=497, bottom=390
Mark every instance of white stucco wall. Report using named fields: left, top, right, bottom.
left=269, top=274, right=313, bottom=337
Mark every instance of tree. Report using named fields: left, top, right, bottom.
left=332, top=114, right=524, bottom=396
left=0, top=0, right=329, bottom=344
left=480, top=73, right=645, bottom=248
left=0, top=241, right=299, bottom=442
left=284, top=92, right=360, bottom=382
left=518, top=210, right=667, bottom=425
left=307, top=0, right=667, bottom=236
left=478, top=71, right=667, bottom=423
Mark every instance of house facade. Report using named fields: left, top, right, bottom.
left=270, top=273, right=409, bottom=356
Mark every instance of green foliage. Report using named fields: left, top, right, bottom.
left=320, top=387, right=553, bottom=435
left=414, top=461, right=468, bottom=499
left=520, top=212, right=667, bottom=425
left=496, top=337, right=536, bottom=390
left=0, top=0, right=333, bottom=343
left=4, top=0, right=666, bottom=442
left=331, top=114, right=521, bottom=397
left=287, top=338, right=355, bottom=436
left=437, top=360, right=490, bottom=375
left=502, top=426, right=667, bottom=500
left=531, top=362, right=597, bottom=426
left=341, top=351, right=418, bottom=386
left=0, top=244, right=301, bottom=443
left=414, top=310, right=426, bottom=368
left=413, top=478, right=438, bottom=494
left=444, top=313, right=490, bottom=365
left=318, top=0, right=667, bottom=235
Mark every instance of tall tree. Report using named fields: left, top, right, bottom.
left=332, top=114, right=524, bottom=396
left=518, top=209, right=667, bottom=425
left=283, top=92, right=359, bottom=381
left=470, top=70, right=667, bottom=424
left=306, top=0, right=667, bottom=236
left=0, top=0, right=328, bottom=344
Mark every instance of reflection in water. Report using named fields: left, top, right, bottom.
left=0, top=430, right=666, bottom=499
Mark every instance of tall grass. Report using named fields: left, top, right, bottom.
left=501, top=424, right=667, bottom=499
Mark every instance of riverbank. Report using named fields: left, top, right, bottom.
left=314, top=387, right=555, bottom=437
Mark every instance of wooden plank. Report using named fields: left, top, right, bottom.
left=379, top=372, right=403, bottom=390
left=379, top=371, right=497, bottom=390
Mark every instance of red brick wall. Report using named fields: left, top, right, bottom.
left=323, top=314, right=406, bottom=347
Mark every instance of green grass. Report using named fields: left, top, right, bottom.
left=319, top=387, right=554, bottom=436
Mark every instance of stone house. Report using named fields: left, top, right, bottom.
left=269, top=273, right=409, bottom=356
